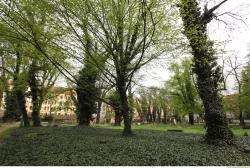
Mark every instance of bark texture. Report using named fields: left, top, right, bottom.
left=179, top=0, right=234, bottom=144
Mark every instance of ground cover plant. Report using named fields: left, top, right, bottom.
left=0, top=126, right=249, bottom=166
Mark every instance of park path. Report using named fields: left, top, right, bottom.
left=0, top=122, right=19, bottom=140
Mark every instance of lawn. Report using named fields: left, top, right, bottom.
left=0, top=122, right=19, bottom=141
left=0, top=126, right=249, bottom=166
left=93, top=123, right=250, bottom=136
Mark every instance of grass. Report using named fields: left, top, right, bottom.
left=93, top=123, right=250, bottom=136
left=0, top=122, right=19, bottom=141
left=0, top=126, right=249, bottom=166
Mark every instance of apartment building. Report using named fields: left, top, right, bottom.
left=25, top=89, right=76, bottom=117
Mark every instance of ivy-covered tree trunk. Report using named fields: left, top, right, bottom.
left=179, top=0, right=234, bottom=144
left=3, top=91, right=20, bottom=122
left=12, top=49, right=29, bottom=126
left=76, top=7, right=99, bottom=126
left=28, top=63, right=41, bottom=127
left=14, top=89, right=30, bottom=127
left=76, top=68, right=97, bottom=126
left=76, top=89, right=93, bottom=126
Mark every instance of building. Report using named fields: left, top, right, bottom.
left=0, top=81, right=77, bottom=119
left=25, top=88, right=76, bottom=117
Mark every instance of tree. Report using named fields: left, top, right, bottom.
left=0, top=42, right=30, bottom=126
left=227, top=55, right=245, bottom=127
left=167, top=59, right=202, bottom=125
left=12, top=46, right=30, bottom=126
left=0, top=1, right=66, bottom=127
left=55, top=0, right=180, bottom=135
left=158, top=88, right=171, bottom=124
left=239, top=52, right=250, bottom=122
left=27, top=57, right=60, bottom=127
left=179, top=0, right=234, bottom=144
left=95, top=79, right=110, bottom=124
left=0, top=41, right=20, bottom=122
left=136, top=88, right=149, bottom=122
left=1, top=0, right=181, bottom=135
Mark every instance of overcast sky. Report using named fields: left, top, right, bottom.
left=139, top=0, right=250, bottom=93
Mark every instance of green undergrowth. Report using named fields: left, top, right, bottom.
left=0, top=126, right=249, bottom=166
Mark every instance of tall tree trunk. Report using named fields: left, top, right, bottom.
left=2, top=56, right=20, bottom=122
left=77, top=84, right=93, bottom=126
left=152, top=106, right=156, bottom=123
left=114, top=108, right=122, bottom=126
left=31, top=91, right=41, bottom=127
left=147, top=106, right=152, bottom=122
left=28, top=63, right=41, bottom=127
left=96, top=100, right=102, bottom=124
left=15, top=89, right=29, bottom=126
left=76, top=9, right=98, bottom=126
left=157, top=108, right=161, bottom=123
left=76, top=68, right=97, bottom=126
left=3, top=90, right=20, bottom=122
left=13, top=48, right=29, bottom=126
left=163, top=109, right=167, bottom=124
left=128, top=85, right=134, bottom=123
left=239, top=108, right=245, bottom=128
left=238, top=84, right=245, bottom=127
left=188, top=112, right=194, bottom=125
left=117, top=82, right=133, bottom=136
left=179, top=0, right=234, bottom=144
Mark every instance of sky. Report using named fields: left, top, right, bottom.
left=138, top=0, right=250, bottom=93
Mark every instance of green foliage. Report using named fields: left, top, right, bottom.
left=76, top=67, right=98, bottom=125
left=239, top=55, right=250, bottom=115
left=167, top=59, right=203, bottom=117
left=107, top=91, right=120, bottom=108
left=0, top=127, right=249, bottom=165
left=223, top=94, right=240, bottom=117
